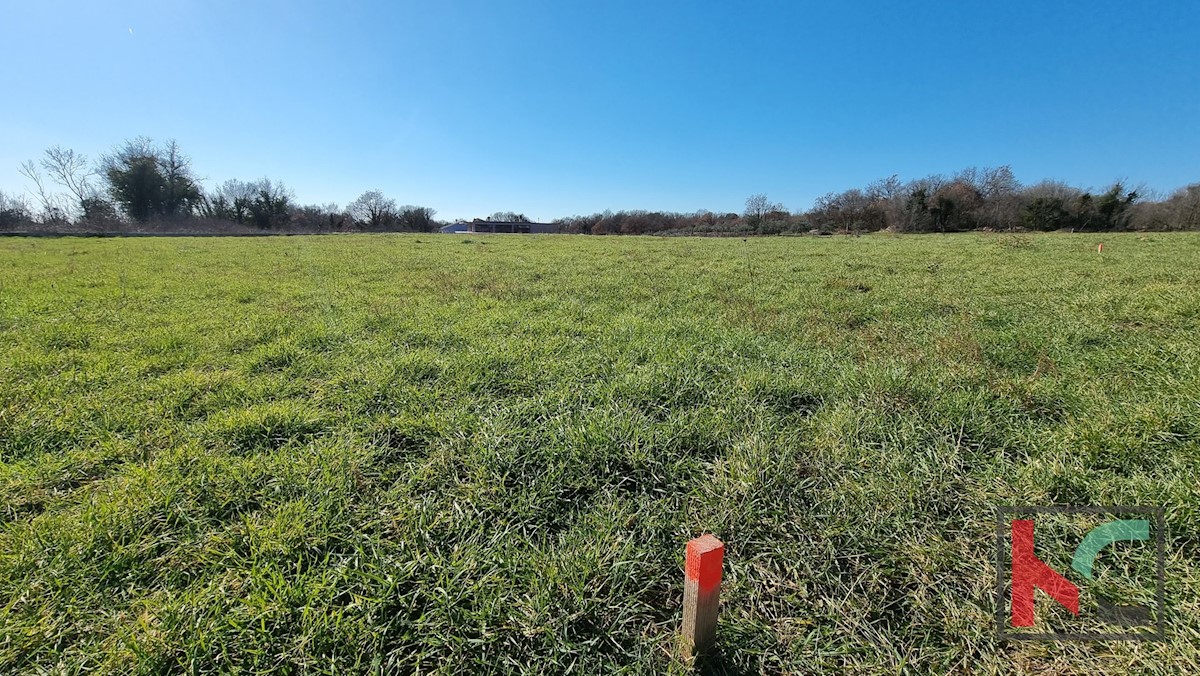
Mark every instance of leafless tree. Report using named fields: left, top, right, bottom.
left=0, top=189, right=32, bottom=229
left=246, top=178, right=292, bottom=228
left=744, top=193, right=784, bottom=225
left=348, top=189, right=398, bottom=228
left=291, top=202, right=350, bottom=231
left=971, top=166, right=1021, bottom=230
left=929, top=180, right=984, bottom=232
left=979, top=166, right=1019, bottom=198
left=1170, top=184, right=1200, bottom=230
left=159, top=140, right=199, bottom=216
left=18, top=160, right=70, bottom=223
left=866, top=175, right=904, bottom=230
left=204, top=179, right=258, bottom=222
left=41, top=146, right=97, bottom=218
left=397, top=205, right=437, bottom=232
left=487, top=211, right=530, bottom=223
left=810, top=188, right=884, bottom=233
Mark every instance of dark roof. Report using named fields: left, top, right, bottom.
left=468, top=219, right=555, bottom=227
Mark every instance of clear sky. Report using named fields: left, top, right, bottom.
left=2, top=0, right=1197, bottom=222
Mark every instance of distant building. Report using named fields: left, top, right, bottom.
left=439, top=222, right=470, bottom=234
left=456, top=219, right=560, bottom=234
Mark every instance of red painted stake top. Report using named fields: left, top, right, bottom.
left=686, top=535, right=724, bottom=593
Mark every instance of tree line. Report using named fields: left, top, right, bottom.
left=3, top=138, right=1198, bottom=235
left=1, top=138, right=437, bottom=234
left=558, top=167, right=1199, bottom=235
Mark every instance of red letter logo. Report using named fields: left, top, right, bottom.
left=1011, top=519, right=1081, bottom=626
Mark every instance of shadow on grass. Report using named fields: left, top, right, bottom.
left=692, top=646, right=756, bottom=676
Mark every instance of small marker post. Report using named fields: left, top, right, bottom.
left=1098, top=242, right=1104, bottom=253
left=681, top=534, right=724, bottom=661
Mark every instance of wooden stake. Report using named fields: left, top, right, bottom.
left=682, top=534, right=724, bottom=660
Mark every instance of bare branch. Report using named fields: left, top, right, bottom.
left=40, top=146, right=97, bottom=218
left=18, top=160, right=69, bottom=223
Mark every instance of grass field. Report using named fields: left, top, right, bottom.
left=1, top=232, right=1198, bottom=674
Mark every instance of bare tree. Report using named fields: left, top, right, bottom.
left=980, top=165, right=1019, bottom=199
left=348, top=189, right=398, bottom=228
left=810, top=189, right=883, bottom=233
left=397, top=205, right=437, bottom=232
left=291, top=202, right=350, bottom=231
left=246, top=178, right=292, bottom=228
left=0, top=189, right=32, bottom=230
left=202, top=179, right=257, bottom=222
left=929, top=180, right=983, bottom=232
left=18, top=160, right=69, bottom=223
left=200, top=177, right=290, bottom=228
left=866, top=175, right=904, bottom=230
left=744, top=193, right=784, bottom=226
left=41, top=146, right=98, bottom=219
left=974, top=166, right=1021, bottom=230
left=487, top=211, right=530, bottom=223
left=1170, top=184, right=1200, bottom=230
left=159, top=140, right=201, bottom=217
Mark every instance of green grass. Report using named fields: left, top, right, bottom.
left=0, top=232, right=1197, bottom=674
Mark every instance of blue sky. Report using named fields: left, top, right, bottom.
left=2, top=0, right=1197, bottom=222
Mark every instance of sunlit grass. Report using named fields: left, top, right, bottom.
left=1, top=232, right=1197, bottom=673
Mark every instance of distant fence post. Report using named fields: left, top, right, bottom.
left=682, top=534, right=724, bottom=660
